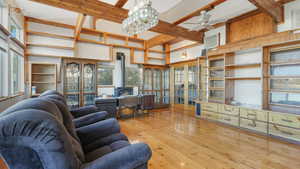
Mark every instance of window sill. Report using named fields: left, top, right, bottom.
left=0, top=92, right=25, bottom=102
left=0, top=24, right=10, bottom=36
left=10, top=36, right=25, bottom=49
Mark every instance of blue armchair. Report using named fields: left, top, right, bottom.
left=0, top=97, right=152, bottom=169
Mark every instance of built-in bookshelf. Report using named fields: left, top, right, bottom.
left=30, top=63, right=57, bottom=96
left=208, top=54, right=225, bottom=103
left=224, top=49, right=262, bottom=109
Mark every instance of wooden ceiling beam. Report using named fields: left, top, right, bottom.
left=248, top=0, right=283, bottom=23
left=146, top=0, right=227, bottom=48
left=30, top=0, right=202, bottom=41
left=115, top=0, right=128, bottom=8
left=74, top=13, right=86, bottom=40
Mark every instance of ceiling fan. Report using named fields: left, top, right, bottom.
left=183, top=10, right=226, bottom=31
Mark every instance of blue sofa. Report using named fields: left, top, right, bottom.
left=0, top=92, right=152, bottom=169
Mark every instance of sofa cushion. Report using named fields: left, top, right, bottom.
left=85, top=140, right=130, bottom=162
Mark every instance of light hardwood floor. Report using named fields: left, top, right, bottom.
left=120, top=105, right=300, bottom=169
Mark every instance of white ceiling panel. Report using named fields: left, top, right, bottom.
left=124, top=0, right=182, bottom=13
left=15, top=0, right=78, bottom=25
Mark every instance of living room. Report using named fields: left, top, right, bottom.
left=1, top=0, right=300, bottom=169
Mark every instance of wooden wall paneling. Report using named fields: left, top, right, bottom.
left=164, top=44, right=170, bottom=64
left=248, top=0, right=283, bottom=23
left=130, top=48, right=134, bottom=64
left=208, top=28, right=300, bottom=56
left=227, top=12, right=276, bottom=43
left=262, top=47, right=270, bottom=110
left=144, top=49, right=149, bottom=64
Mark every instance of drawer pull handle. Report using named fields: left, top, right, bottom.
left=281, top=119, right=293, bottom=123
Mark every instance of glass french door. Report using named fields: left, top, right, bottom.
left=64, top=60, right=97, bottom=109
left=143, top=67, right=169, bottom=106
left=174, top=67, right=184, bottom=104
left=188, top=65, right=198, bottom=105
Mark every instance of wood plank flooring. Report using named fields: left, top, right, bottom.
left=120, top=105, right=300, bottom=169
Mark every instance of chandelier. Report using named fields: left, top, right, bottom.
left=122, top=0, right=159, bottom=35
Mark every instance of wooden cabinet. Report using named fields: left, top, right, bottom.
left=202, top=102, right=219, bottom=112
left=200, top=101, right=300, bottom=143
left=269, top=111, right=300, bottom=129
left=219, top=104, right=239, bottom=116
left=240, top=108, right=268, bottom=122
left=269, top=124, right=300, bottom=142
left=30, top=63, right=57, bottom=96
left=218, top=114, right=239, bottom=126
left=240, top=118, right=268, bottom=133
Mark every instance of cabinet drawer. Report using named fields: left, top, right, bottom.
left=269, top=112, right=300, bottom=129
left=240, top=118, right=268, bottom=133
left=218, top=114, right=239, bottom=126
left=269, top=124, right=300, bottom=142
left=202, top=111, right=219, bottom=121
left=202, top=103, right=218, bottom=112
left=240, top=108, right=268, bottom=122
left=219, top=104, right=239, bottom=116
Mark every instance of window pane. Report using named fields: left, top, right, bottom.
left=270, top=65, right=300, bottom=76
left=209, top=59, right=224, bottom=67
left=97, top=67, right=113, bottom=85
left=188, top=65, right=197, bottom=105
left=126, top=67, right=141, bottom=87
left=210, top=80, right=224, bottom=88
left=210, top=70, right=224, bottom=77
left=83, top=64, right=95, bottom=92
left=11, top=52, right=19, bottom=95
left=271, top=48, right=300, bottom=63
left=271, top=78, right=300, bottom=91
left=270, top=92, right=300, bottom=106
left=153, top=70, right=161, bottom=90
left=65, top=63, right=80, bottom=93
left=143, top=69, right=152, bottom=90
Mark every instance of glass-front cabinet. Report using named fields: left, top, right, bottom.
left=267, top=47, right=300, bottom=112
left=143, top=66, right=169, bottom=107
left=174, top=67, right=184, bottom=104
left=64, top=59, right=97, bottom=109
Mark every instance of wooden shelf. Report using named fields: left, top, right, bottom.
left=209, top=87, right=225, bottom=91
left=26, top=53, right=73, bottom=58
left=32, top=81, right=56, bottom=84
left=209, top=66, right=224, bottom=70
left=225, top=63, right=261, bottom=69
left=225, top=77, right=261, bottom=80
left=209, top=77, right=224, bottom=81
left=270, top=61, right=300, bottom=66
left=148, top=57, right=165, bottom=61
left=32, top=73, right=56, bottom=75
left=27, top=43, right=74, bottom=50
left=27, top=30, right=74, bottom=40
left=269, top=89, right=300, bottom=93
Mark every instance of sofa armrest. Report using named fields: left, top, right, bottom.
left=76, top=118, right=121, bottom=145
left=71, top=105, right=99, bottom=118
left=73, top=111, right=108, bottom=128
left=81, top=143, right=152, bottom=169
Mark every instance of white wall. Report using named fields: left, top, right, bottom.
left=170, top=44, right=204, bottom=63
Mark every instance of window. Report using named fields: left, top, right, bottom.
left=10, top=50, right=23, bottom=95
left=97, top=66, right=113, bottom=86
left=0, top=48, right=5, bottom=98
left=174, top=67, right=184, bottom=104
left=0, top=0, right=5, bottom=25
left=268, top=47, right=300, bottom=108
left=125, top=67, right=142, bottom=87
left=10, top=18, right=21, bottom=40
